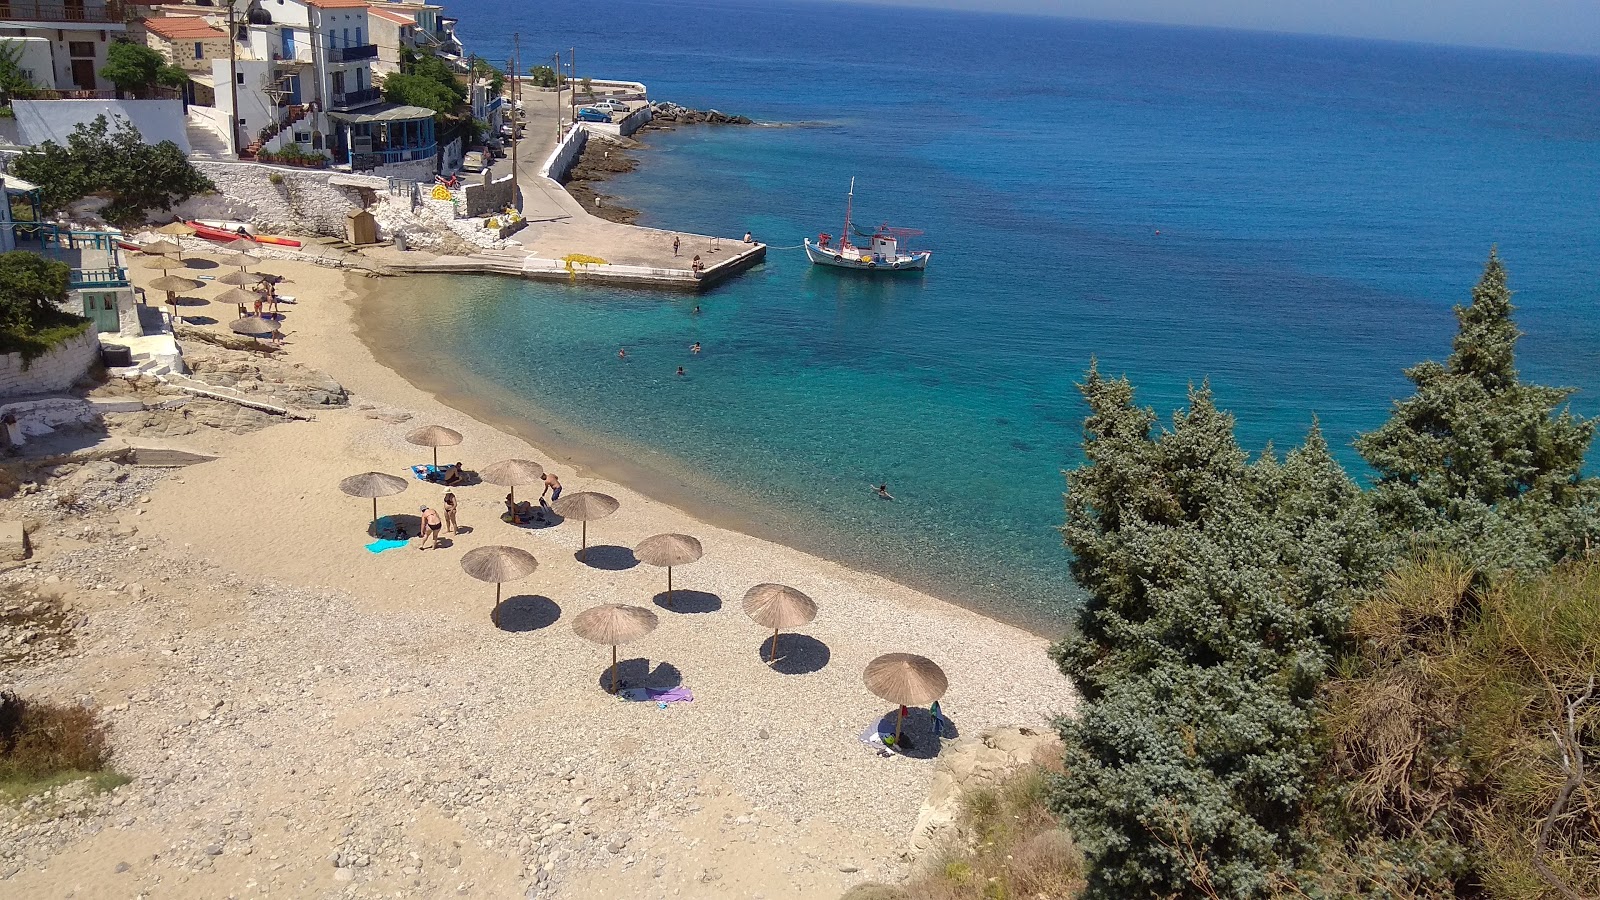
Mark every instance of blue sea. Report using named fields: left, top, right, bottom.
left=368, top=0, right=1600, bottom=632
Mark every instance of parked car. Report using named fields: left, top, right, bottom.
left=576, top=107, right=612, bottom=123
left=593, top=99, right=629, bottom=113
left=461, top=150, right=487, bottom=172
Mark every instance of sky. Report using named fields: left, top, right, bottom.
left=862, top=0, right=1600, bottom=56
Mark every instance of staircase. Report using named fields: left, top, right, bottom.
left=185, top=111, right=232, bottom=161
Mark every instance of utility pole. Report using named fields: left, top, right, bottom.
left=569, top=47, right=575, bottom=126
left=553, top=53, right=562, bottom=141
left=507, top=31, right=519, bottom=210
left=226, top=0, right=241, bottom=156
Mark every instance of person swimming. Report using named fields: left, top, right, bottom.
left=690, top=342, right=701, bottom=355
left=874, top=483, right=894, bottom=500
left=676, top=366, right=686, bottom=377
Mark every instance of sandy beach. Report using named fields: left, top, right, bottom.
left=0, top=257, right=1074, bottom=899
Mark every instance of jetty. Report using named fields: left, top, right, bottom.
left=366, top=81, right=765, bottom=292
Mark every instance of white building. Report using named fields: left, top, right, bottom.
left=0, top=35, right=53, bottom=90
left=0, top=0, right=129, bottom=92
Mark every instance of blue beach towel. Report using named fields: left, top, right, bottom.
left=411, top=464, right=444, bottom=482
left=365, top=538, right=408, bottom=553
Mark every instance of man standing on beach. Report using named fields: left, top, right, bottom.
left=541, top=472, right=562, bottom=503
left=672, top=235, right=680, bottom=256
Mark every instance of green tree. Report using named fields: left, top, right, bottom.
left=469, top=58, right=504, bottom=98
left=381, top=72, right=460, bottom=117
left=1052, top=367, right=1383, bottom=899
left=99, top=40, right=188, bottom=98
left=13, top=115, right=215, bottom=228
left=1355, top=249, right=1600, bottom=572
left=0, top=40, right=38, bottom=100
left=0, top=251, right=69, bottom=331
left=527, top=65, right=560, bottom=88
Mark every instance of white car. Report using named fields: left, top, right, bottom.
left=593, top=99, right=629, bottom=113
left=461, top=151, right=486, bottom=173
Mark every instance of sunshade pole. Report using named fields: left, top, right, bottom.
left=666, top=566, right=673, bottom=607
left=371, top=497, right=378, bottom=530
left=509, top=485, right=515, bottom=504
left=433, top=446, right=439, bottom=468
left=895, top=708, right=905, bottom=745
left=769, top=627, right=779, bottom=662
left=581, top=521, right=588, bottom=561
left=493, top=582, right=501, bottom=627
left=610, top=644, right=618, bottom=693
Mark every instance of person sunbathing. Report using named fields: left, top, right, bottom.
left=442, top=461, right=464, bottom=486
left=503, top=493, right=535, bottom=523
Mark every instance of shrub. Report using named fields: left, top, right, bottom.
left=13, top=115, right=215, bottom=228
left=0, top=691, right=109, bottom=783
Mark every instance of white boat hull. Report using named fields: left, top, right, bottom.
left=805, top=240, right=930, bottom=272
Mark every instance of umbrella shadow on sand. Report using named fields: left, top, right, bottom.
left=576, top=545, right=638, bottom=570
left=651, top=590, right=721, bottom=614
left=182, top=315, right=219, bottom=325
left=495, top=594, right=561, bottom=632
left=875, top=708, right=959, bottom=760
left=372, top=514, right=421, bottom=539
left=759, top=633, right=830, bottom=675
left=600, top=659, right=682, bottom=693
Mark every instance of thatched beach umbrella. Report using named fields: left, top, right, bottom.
left=406, top=424, right=464, bottom=468
left=480, top=458, right=544, bottom=503
left=223, top=235, right=262, bottom=252
left=217, top=269, right=267, bottom=287
left=743, top=583, right=818, bottom=662
left=461, top=545, right=538, bottom=627
left=551, top=491, right=619, bottom=562
left=339, top=471, right=409, bottom=533
left=572, top=603, right=658, bottom=693
left=154, top=221, right=197, bottom=237
left=147, top=274, right=201, bottom=309
left=864, top=653, right=948, bottom=746
left=215, top=251, right=260, bottom=270
left=635, top=533, right=702, bottom=607
left=141, top=239, right=183, bottom=258
left=136, top=254, right=190, bottom=271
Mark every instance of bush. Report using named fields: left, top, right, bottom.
left=99, top=41, right=187, bottom=98
left=0, top=691, right=109, bottom=785
left=13, top=115, right=215, bottom=228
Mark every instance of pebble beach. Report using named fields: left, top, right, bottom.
left=0, top=259, right=1074, bottom=899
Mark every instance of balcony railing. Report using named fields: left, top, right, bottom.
left=327, top=44, right=377, bottom=63
left=351, top=143, right=437, bottom=169
left=68, top=266, right=129, bottom=289
left=16, top=87, right=181, bottom=101
left=0, top=0, right=125, bottom=24
left=330, top=86, right=381, bottom=110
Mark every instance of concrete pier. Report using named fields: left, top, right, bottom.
left=367, top=81, right=763, bottom=293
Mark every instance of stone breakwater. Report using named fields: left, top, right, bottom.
left=645, top=101, right=754, bottom=127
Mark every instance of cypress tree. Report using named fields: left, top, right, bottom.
left=1355, top=249, right=1600, bottom=571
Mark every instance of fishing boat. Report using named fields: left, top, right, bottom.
left=804, top=179, right=930, bottom=272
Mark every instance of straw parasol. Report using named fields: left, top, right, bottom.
left=154, top=221, right=197, bottom=237
left=406, top=424, right=464, bottom=468
left=635, top=533, right=703, bottom=607
left=864, top=653, right=949, bottom=746
left=217, top=270, right=267, bottom=287
left=136, top=254, right=190, bottom=271
left=223, top=235, right=262, bottom=252
left=551, top=491, right=619, bottom=562
left=229, top=316, right=280, bottom=344
left=147, top=274, right=202, bottom=316
left=460, top=545, right=538, bottom=627
left=743, top=583, right=818, bottom=662
left=338, top=471, right=408, bottom=532
left=480, top=458, right=544, bottom=503
left=572, top=603, right=658, bottom=693
left=141, top=239, right=182, bottom=257
left=215, top=251, right=260, bottom=270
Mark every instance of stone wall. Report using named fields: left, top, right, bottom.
left=540, top=125, right=587, bottom=181
left=462, top=172, right=515, bottom=217
left=0, top=329, right=100, bottom=399
left=173, top=162, right=381, bottom=237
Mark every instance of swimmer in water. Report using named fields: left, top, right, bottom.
left=676, top=366, right=686, bottom=377
left=692, top=305, right=701, bottom=315
left=874, top=483, right=894, bottom=500
left=618, top=348, right=627, bottom=359
left=690, top=342, right=701, bottom=355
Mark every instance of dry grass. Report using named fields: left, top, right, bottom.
left=0, top=691, right=112, bottom=799
left=846, top=763, right=1084, bottom=900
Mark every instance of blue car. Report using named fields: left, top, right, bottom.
left=576, top=107, right=612, bottom=123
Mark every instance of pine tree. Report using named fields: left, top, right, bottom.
left=1053, top=365, right=1382, bottom=898
left=1355, top=249, right=1600, bottom=571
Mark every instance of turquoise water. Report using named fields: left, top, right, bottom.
left=385, top=2, right=1600, bottom=631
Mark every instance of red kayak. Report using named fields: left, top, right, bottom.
left=187, top=221, right=302, bottom=248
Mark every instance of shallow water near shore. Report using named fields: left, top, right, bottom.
left=370, top=0, right=1600, bottom=631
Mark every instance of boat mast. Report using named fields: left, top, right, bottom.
left=842, top=177, right=854, bottom=248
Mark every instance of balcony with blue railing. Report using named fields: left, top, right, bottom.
left=68, top=266, right=129, bottom=289
left=330, top=86, right=383, bottom=110
left=327, top=43, right=378, bottom=63
left=351, top=143, right=437, bottom=170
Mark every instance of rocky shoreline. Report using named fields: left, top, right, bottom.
left=644, top=101, right=754, bottom=128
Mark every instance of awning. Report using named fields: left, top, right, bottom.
left=325, top=103, right=437, bottom=125
left=1, top=174, right=39, bottom=193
